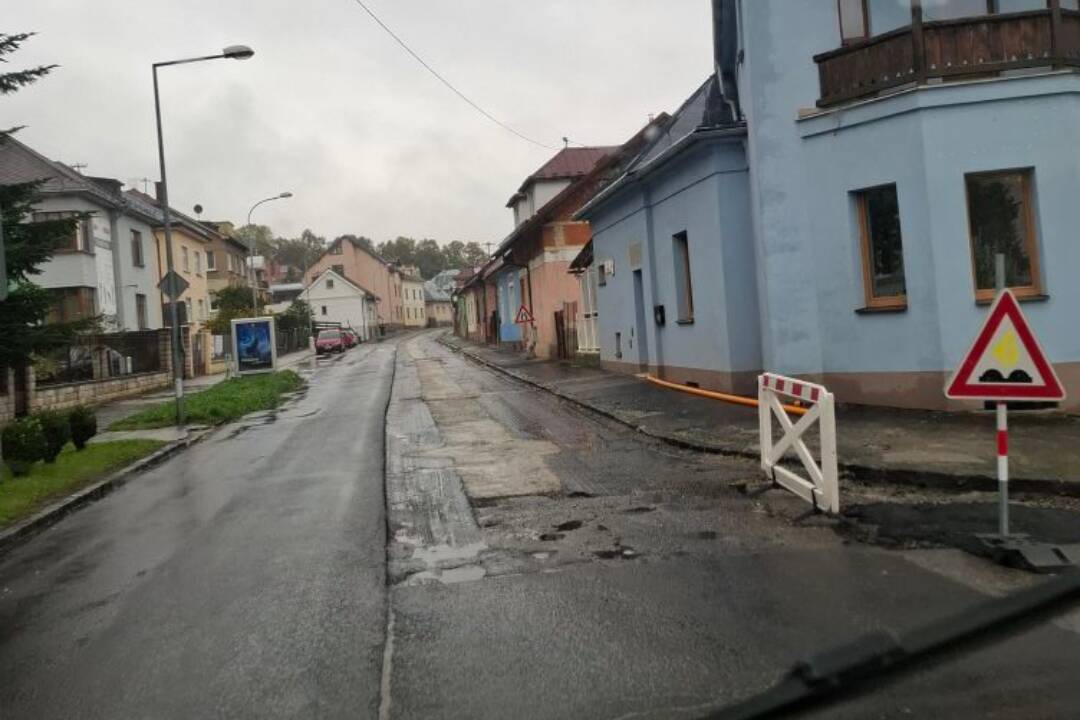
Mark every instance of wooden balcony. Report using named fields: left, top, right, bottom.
left=815, top=8, right=1080, bottom=107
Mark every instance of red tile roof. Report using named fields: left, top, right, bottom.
left=530, top=146, right=616, bottom=181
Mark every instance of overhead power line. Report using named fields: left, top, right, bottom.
left=349, top=0, right=555, bottom=150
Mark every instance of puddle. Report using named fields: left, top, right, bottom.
left=411, top=541, right=487, bottom=565
left=555, top=520, right=583, bottom=532
left=539, top=532, right=564, bottom=542
left=403, top=565, right=487, bottom=586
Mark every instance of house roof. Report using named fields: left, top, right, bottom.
left=423, top=280, right=453, bottom=303
left=568, top=240, right=593, bottom=272
left=124, top=189, right=222, bottom=242
left=0, top=135, right=164, bottom=224
left=575, top=74, right=744, bottom=221
left=302, top=267, right=378, bottom=300
left=494, top=114, right=670, bottom=259
left=505, top=146, right=617, bottom=207
left=313, top=235, right=393, bottom=269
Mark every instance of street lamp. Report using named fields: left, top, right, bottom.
left=154, top=45, right=254, bottom=426
left=245, top=192, right=293, bottom=311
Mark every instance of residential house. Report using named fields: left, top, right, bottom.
left=423, top=282, right=454, bottom=327
left=0, top=136, right=164, bottom=331
left=302, top=268, right=378, bottom=341
left=305, top=235, right=403, bottom=330
left=493, top=123, right=668, bottom=360
left=200, top=221, right=255, bottom=313
left=401, top=274, right=426, bottom=328
left=576, top=0, right=1080, bottom=412
left=486, top=147, right=616, bottom=355
left=128, top=188, right=220, bottom=377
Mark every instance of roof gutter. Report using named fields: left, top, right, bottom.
left=573, top=125, right=747, bottom=221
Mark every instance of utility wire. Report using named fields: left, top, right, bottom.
left=350, top=0, right=556, bottom=150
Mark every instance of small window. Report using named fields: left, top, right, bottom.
left=136, top=293, right=148, bottom=329
left=329, top=242, right=343, bottom=255
left=194, top=251, right=201, bottom=274
left=327, top=279, right=334, bottom=289
left=856, top=184, right=907, bottom=308
left=198, top=298, right=205, bottom=319
left=131, top=230, right=144, bottom=267
left=206, top=250, right=216, bottom=270
left=672, top=232, right=695, bottom=322
left=965, top=169, right=1041, bottom=300
left=182, top=246, right=190, bottom=272
left=838, top=0, right=868, bottom=44
left=321, top=305, right=328, bottom=315
left=597, top=263, right=607, bottom=287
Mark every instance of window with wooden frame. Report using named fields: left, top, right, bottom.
left=855, top=184, right=907, bottom=309
left=33, top=211, right=91, bottom=253
left=965, top=169, right=1042, bottom=301
left=672, top=232, right=695, bottom=322
left=837, top=0, right=868, bottom=44
left=131, top=229, right=144, bottom=267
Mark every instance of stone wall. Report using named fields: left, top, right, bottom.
left=29, top=370, right=170, bottom=414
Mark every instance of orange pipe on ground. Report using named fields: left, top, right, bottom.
left=641, top=373, right=808, bottom=417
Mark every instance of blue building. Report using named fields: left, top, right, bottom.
left=577, top=0, right=1080, bottom=412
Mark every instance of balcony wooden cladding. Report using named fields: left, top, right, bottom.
left=815, top=9, right=1080, bottom=107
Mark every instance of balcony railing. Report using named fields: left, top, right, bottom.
left=815, top=7, right=1080, bottom=107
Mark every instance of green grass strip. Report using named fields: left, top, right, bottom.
left=109, top=370, right=304, bottom=431
left=0, top=440, right=165, bottom=528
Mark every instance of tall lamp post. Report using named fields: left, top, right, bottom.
left=154, top=44, right=254, bottom=426
left=246, top=192, right=293, bottom=312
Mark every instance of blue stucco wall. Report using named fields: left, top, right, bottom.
left=494, top=266, right=522, bottom=343
left=588, top=137, right=760, bottom=382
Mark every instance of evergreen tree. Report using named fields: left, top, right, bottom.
left=0, top=32, right=94, bottom=369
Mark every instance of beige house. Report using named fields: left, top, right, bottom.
left=200, top=221, right=255, bottom=310
left=401, top=275, right=426, bottom=328
left=128, top=189, right=219, bottom=376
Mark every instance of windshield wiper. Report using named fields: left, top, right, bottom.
left=703, top=568, right=1080, bottom=720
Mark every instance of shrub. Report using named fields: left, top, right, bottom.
left=69, top=406, right=98, bottom=450
left=2, top=417, right=48, bottom=477
left=35, top=411, right=71, bottom=463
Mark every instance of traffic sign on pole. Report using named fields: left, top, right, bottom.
left=158, top=269, right=190, bottom=300
left=945, top=289, right=1065, bottom=402
left=514, top=304, right=534, bottom=324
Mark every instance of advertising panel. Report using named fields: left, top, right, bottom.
left=231, top=317, right=277, bottom=374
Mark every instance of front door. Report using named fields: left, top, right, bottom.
left=632, top=269, right=650, bottom=371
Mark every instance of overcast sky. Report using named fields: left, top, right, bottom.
left=5, top=1, right=713, bottom=245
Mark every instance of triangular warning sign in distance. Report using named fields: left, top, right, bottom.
left=945, top=289, right=1065, bottom=401
left=514, top=304, right=534, bottom=324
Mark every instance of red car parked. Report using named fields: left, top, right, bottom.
left=342, top=329, right=359, bottom=348
left=315, top=329, right=345, bottom=355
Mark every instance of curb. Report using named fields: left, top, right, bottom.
left=0, top=427, right=214, bottom=556
left=438, top=337, right=1080, bottom=499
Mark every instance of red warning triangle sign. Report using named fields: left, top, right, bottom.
left=945, top=290, right=1065, bottom=401
left=514, top=304, right=534, bottom=324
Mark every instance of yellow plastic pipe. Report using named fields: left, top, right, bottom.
left=641, top=373, right=808, bottom=417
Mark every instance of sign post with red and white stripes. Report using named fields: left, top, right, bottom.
left=758, top=373, right=839, bottom=514
left=945, top=256, right=1065, bottom=537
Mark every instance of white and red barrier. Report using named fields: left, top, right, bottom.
left=758, top=373, right=839, bottom=514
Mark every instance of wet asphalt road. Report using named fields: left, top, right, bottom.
left=0, top=343, right=395, bottom=719
left=2, top=330, right=1079, bottom=719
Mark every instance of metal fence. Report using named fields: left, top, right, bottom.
left=34, top=330, right=162, bottom=387
left=276, top=327, right=310, bottom=356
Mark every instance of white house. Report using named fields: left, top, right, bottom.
left=301, top=268, right=378, bottom=341
left=0, top=136, right=164, bottom=331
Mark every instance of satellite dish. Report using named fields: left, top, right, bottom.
left=193, top=204, right=203, bottom=217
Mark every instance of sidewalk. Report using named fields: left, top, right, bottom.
left=93, top=348, right=315, bottom=435
left=439, top=334, right=1080, bottom=497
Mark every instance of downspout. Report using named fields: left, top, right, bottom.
left=109, top=208, right=126, bottom=330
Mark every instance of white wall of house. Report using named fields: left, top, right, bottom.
left=32, top=195, right=164, bottom=331
left=114, top=213, right=164, bottom=330
left=302, top=271, right=374, bottom=340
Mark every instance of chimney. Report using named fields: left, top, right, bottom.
left=712, top=0, right=742, bottom=121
